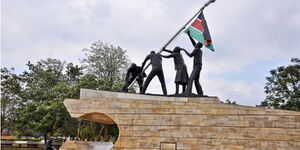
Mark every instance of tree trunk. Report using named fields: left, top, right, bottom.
left=51, top=120, right=59, bottom=136
left=103, top=125, right=109, bottom=142
left=44, top=133, right=48, bottom=146
left=77, top=120, right=81, bottom=139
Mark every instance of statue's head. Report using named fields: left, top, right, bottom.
left=150, top=51, right=156, bottom=54
left=131, top=63, right=137, bottom=67
left=174, top=47, right=180, bottom=53
left=196, top=42, right=203, bottom=48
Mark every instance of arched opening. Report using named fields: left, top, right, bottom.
left=80, top=112, right=116, bottom=125
left=76, top=113, right=119, bottom=149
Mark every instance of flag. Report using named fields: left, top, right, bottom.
left=184, top=12, right=214, bottom=51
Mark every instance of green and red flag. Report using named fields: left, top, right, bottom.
left=184, top=12, right=214, bottom=51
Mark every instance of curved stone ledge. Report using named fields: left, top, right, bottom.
left=63, top=89, right=300, bottom=150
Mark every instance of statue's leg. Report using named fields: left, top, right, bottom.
left=158, top=71, right=167, bottom=95
left=182, top=84, right=186, bottom=93
left=175, top=83, right=179, bottom=95
left=185, top=68, right=197, bottom=94
left=141, top=71, right=156, bottom=94
left=194, top=68, right=203, bottom=95
left=137, top=80, right=143, bottom=93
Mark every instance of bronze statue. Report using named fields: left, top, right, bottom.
left=161, top=47, right=189, bottom=95
left=141, top=51, right=167, bottom=95
left=122, top=63, right=146, bottom=92
left=182, top=30, right=204, bottom=96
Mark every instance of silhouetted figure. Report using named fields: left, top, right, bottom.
left=182, top=30, right=204, bottom=96
left=141, top=51, right=167, bottom=95
left=161, top=47, right=188, bottom=94
left=44, top=139, right=53, bottom=150
left=122, top=63, right=146, bottom=92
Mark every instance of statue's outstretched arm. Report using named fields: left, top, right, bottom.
left=142, top=55, right=150, bottom=69
left=162, top=48, right=173, bottom=53
left=160, top=54, right=173, bottom=58
left=182, top=49, right=193, bottom=57
left=187, top=30, right=196, bottom=47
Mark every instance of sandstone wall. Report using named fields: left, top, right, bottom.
left=63, top=89, right=300, bottom=150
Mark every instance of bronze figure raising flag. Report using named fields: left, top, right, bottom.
left=125, top=0, right=216, bottom=95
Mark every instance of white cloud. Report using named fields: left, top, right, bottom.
left=203, top=76, right=265, bottom=106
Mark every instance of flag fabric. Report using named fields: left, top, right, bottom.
left=184, top=12, right=214, bottom=51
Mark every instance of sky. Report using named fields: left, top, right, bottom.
left=2, top=0, right=300, bottom=106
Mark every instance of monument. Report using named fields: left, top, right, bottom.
left=61, top=89, right=300, bottom=149
left=60, top=0, right=300, bottom=149
left=122, top=0, right=216, bottom=96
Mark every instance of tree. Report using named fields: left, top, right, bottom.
left=1, top=41, right=131, bottom=142
left=80, top=41, right=130, bottom=141
left=1, top=68, right=22, bottom=134
left=259, top=58, right=300, bottom=111
left=50, top=63, right=84, bottom=139
left=81, top=41, right=130, bottom=91
left=15, top=59, right=81, bottom=142
left=224, top=99, right=237, bottom=105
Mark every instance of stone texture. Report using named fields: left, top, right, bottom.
left=62, top=89, right=300, bottom=150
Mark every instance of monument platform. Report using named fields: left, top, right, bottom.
left=62, top=89, right=300, bottom=150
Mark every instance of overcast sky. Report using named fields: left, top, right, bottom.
left=2, top=0, right=300, bottom=106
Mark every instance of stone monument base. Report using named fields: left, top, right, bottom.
left=62, top=89, right=300, bottom=150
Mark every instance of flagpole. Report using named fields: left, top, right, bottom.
left=126, top=0, right=216, bottom=92
left=158, top=0, right=216, bottom=53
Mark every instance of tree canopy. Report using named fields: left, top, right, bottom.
left=80, top=41, right=130, bottom=141
left=1, top=41, right=130, bottom=142
left=1, top=68, right=22, bottom=133
left=259, top=58, right=300, bottom=111
left=81, top=41, right=130, bottom=91
left=14, top=59, right=81, bottom=141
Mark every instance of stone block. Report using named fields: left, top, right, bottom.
left=160, top=142, right=176, bottom=150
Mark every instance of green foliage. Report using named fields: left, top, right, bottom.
left=79, top=41, right=129, bottom=142
left=14, top=59, right=81, bottom=140
left=225, top=99, right=237, bottom=105
left=1, top=68, right=22, bottom=133
left=79, top=121, right=104, bottom=140
left=81, top=41, right=130, bottom=91
left=259, top=58, right=300, bottom=111
left=78, top=121, right=118, bottom=142
left=1, top=41, right=130, bottom=142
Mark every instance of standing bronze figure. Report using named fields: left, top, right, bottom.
left=182, top=30, right=204, bottom=96
left=141, top=51, right=167, bottom=95
left=161, top=47, right=189, bottom=95
left=122, top=63, right=146, bottom=92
